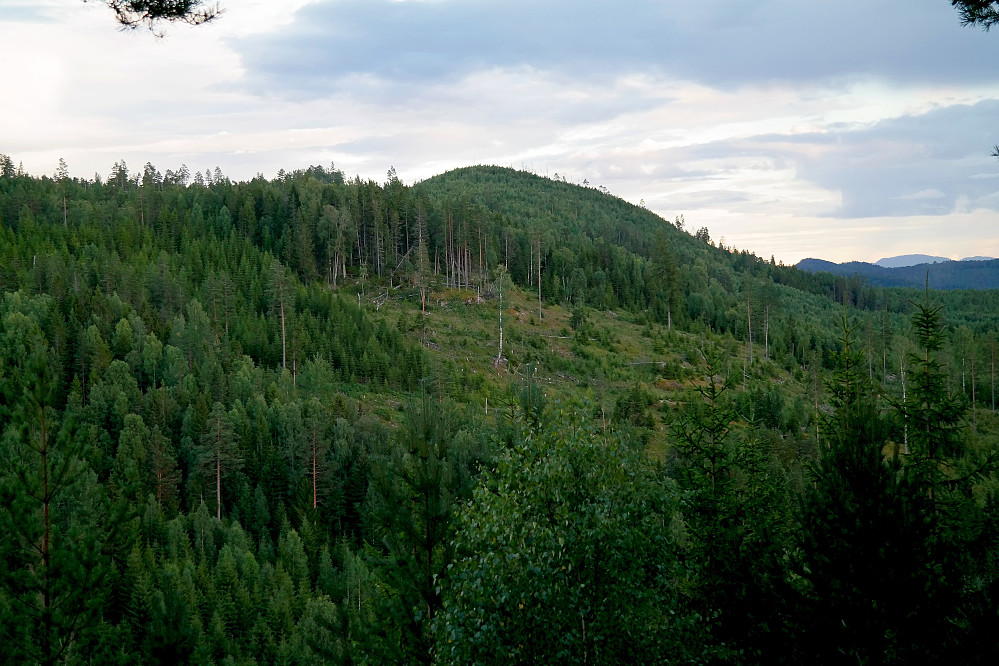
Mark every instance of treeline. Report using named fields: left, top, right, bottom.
left=6, top=157, right=999, bottom=378
left=0, top=159, right=848, bottom=372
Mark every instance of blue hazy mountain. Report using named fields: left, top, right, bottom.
left=796, top=255, right=999, bottom=290
left=875, top=254, right=951, bottom=268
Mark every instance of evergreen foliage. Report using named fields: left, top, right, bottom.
left=0, top=159, right=996, bottom=663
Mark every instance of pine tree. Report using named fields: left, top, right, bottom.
left=55, top=158, right=69, bottom=228
left=0, top=295, right=123, bottom=664
left=195, top=402, right=242, bottom=520
left=797, top=391, right=939, bottom=664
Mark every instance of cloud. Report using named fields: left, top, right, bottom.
left=786, top=99, right=999, bottom=218
left=4, top=1, right=60, bottom=23
left=896, top=188, right=946, bottom=200
left=5, top=0, right=999, bottom=267
left=233, top=0, right=999, bottom=101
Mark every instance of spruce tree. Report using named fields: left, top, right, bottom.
left=897, top=293, right=969, bottom=510
left=796, top=309, right=993, bottom=663
left=668, top=350, right=794, bottom=661
left=364, top=392, right=477, bottom=664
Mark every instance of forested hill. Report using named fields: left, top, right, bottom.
left=414, top=165, right=858, bottom=331
left=414, top=165, right=988, bottom=319
left=2, top=158, right=999, bottom=664
left=415, top=165, right=690, bottom=259
left=797, top=256, right=999, bottom=290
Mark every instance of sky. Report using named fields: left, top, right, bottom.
left=3, top=0, right=999, bottom=264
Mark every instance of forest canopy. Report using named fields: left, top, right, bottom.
left=1, top=158, right=998, bottom=663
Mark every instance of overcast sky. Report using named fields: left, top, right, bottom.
left=3, top=0, right=999, bottom=264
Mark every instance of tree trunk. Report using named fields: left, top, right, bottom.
left=40, top=409, right=52, bottom=666
left=280, top=296, right=287, bottom=371
left=216, top=453, right=222, bottom=521
left=765, top=304, right=769, bottom=362
left=537, top=238, right=542, bottom=322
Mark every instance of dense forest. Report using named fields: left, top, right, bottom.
left=1, top=156, right=998, bottom=664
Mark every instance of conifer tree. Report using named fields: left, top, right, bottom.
left=365, top=392, right=476, bottom=664
left=195, top=401, right=241, bottom=520
left=897, top=293, right=969, bottom=509
left=796, top=311, right=990, bottom=663
left=0, top=294, right=122, bottom=664
left=269, top=262, right=291, bottom=371
left=668, top=350, right=793, bottom=660
left=94, top=0, right=222, bottom=32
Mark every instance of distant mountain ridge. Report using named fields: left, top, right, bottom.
left=874, top=254, right=994, bottom=268
left=797, top=256, right=999, bottom=290
left=875, top=254, right=950, bottom=268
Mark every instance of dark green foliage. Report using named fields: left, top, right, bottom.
left=613, top=382, right=654, bottom=430
left=1, top=160, right=998, bottom=663
left=514, top=363, right=547, bottom=428
left=668, top=351, right=796, bottom=661
left=953, top=1, right=999, bottom=31
left=795, top=310, right=999, bottom=664
left=437, top=403, right=702, bottom=665
left=97, top=1, right=222, bottom=33
left=364, top=392, right=485, bottom=664
left=0, top=293, right=125, bottom=665
left=898, top=294, right=971, bottom=500
left=797, top=396, right=942, bottom=664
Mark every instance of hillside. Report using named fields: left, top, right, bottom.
left=1, top=160, right=997, bottom=663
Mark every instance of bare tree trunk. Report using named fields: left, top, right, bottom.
left=280, top=296, right=287, bottom=371
left=537, top=238, right=542, bottom=322
left=901, top=354, right=908, bottom=454
left=765, top=304, right=769, bottom=361
left=881, top=303, right=888, bottom=383
left=216, top=453, right=222, bottom=520
left=972, top=354, right=977, bottom=429
left=497, top=276, right=505, bottom=363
